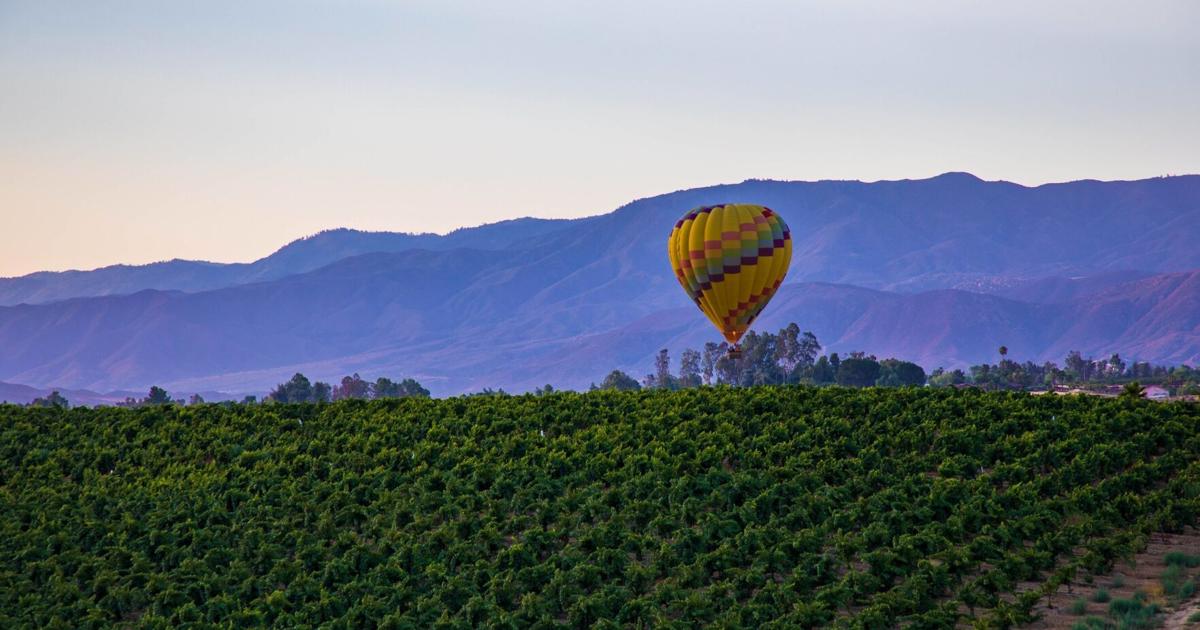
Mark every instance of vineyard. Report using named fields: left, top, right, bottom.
left=3, top=388, right=1200, bottom=628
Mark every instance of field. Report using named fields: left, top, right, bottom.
left=3, top=388, right=1200, bottom=628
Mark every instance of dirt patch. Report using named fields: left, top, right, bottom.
left=1027, top=530, right=1200, bottom=628
left=1163, top=601, right=1200, bottom=628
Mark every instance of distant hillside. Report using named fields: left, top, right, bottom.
left=0, top=218, right=573, bottom=306
left=1, top=173, right=1198, bottom=395
left=4, top=174, right=1199, bottom=308
left=1, top=262, right=1197, bottom=396
left=0, top=381, right=142, bottom=407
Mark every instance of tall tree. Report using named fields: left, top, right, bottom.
left=741, top=331, right=782, bottom=386
left=811, top=356, right=836, bottom=384
left=678, top=349, right=703, bottom=388
left=655, top=348, right=671, bottom=387
left=797, top=332, right=822, bottom=370
left=373, top=377, right=399, bottom=398
left=1108, top=353, right=1126, bottom=379
left=651, top=348, right=674, bottom=389
left=776, top=323, right=802, bottom=374
left=1064, top=351, right=1089, bottom=382
left=715, top=351, right=740, bottom=386
left=144, top=386, right=172, bottom=405
left=701, top=342, right=724, bottom=386
left=268, top=373, right=312, bottom=403
left=334, top=373, right=370, bottom=400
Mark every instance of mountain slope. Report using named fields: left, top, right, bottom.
left=3, top=174, right=1198, bottom=307
left=2, top=264, right=1197, bottom=395
left=2, top=173, right=1198, bottom=395
left=0, top=218, right=573, bottom=306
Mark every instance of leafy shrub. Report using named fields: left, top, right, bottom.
left=1165, top=552, right=1200, bottom=568
left=1107, top=597, right=1160, bottom=629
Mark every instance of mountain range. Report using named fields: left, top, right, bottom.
left=1, top=172, right=1197, bottom=399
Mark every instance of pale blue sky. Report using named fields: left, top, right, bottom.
left=1, top=1, right=1197, bottom=276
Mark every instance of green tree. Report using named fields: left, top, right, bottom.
left=876, top=359, right=926, bottom=387
left=334, top=373, right=370, bottom=400
left=836, top=357, right=881, bottom=387
left=796, top=331, right=822, bottom=372
left=1107, top=353, right=1126, bottom=379
left=929, top=368, right=966, bottom=387
left=701, top=342, right=724, bottom=386
left=1065, top=351, right=1090, bottom=382
left=370, top=377, right=430, bottom=398
left=655, top=348, right=673, bottom=389
left=1119, top=382, right=1146, bottom=400
left=30, top=390, right=69, bottom=408
left=811, top=356, right=836, bottom=385
left=268, top=373, right=312, bottom=403
left=395, top=378, right=430, bottom=398
left=645, top=349, right=676, bottom=389
left=144, top=386, right=172, bottom=405
left=678, top=349, right=703, bottom=388
left=373, top=377, right=399, bottom=398
left=598, top=370, right=641, bottom=391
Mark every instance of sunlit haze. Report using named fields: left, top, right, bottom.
left=1, top=0, right=1197, bottom=276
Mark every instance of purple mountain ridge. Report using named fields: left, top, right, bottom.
left=0, top=173, right=1197, bottom=398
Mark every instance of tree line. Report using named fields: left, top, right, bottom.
left=593, top=324, right=927, bottom=392
left=20, top=373, right=431, bottom=409
left=266, top=372, right=430, bottom=402
left=930, top=347, right=1200, bottom=395
left=592, top=326, right=1198, bottom=398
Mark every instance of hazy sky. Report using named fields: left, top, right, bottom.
left=1, top=1, right=1197, bottom=276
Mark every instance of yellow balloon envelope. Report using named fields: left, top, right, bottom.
left=668, top=204, right=792, bottom=345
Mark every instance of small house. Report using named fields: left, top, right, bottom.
left=1143, top=385, right=1170, bottom=400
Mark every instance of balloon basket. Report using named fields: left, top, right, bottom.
left=727, top=345, right=742, bottom=360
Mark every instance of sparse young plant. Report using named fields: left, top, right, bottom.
left=1166, top=552, right=1200, bottom=568
left=1108, top=596, right=1160, bottom=629
left=1071, top=616, right=1107, bottom=630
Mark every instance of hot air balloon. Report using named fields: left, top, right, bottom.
left=668, top=204, right=792, bottom=355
